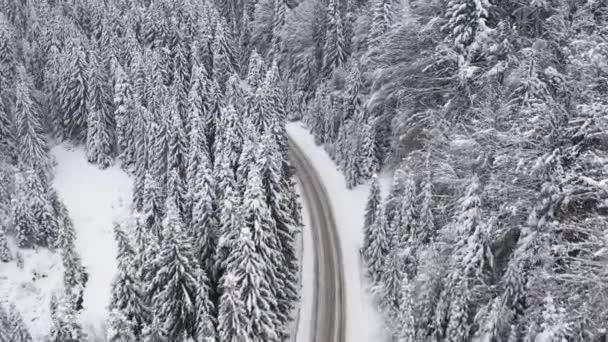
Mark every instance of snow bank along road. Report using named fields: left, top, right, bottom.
left=288, top=138, right=346, bottom=342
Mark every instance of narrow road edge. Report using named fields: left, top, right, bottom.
left=289, top=137, right=346, bottom=342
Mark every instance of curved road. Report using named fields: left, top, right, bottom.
left=288, top=138, right=346, bottom=342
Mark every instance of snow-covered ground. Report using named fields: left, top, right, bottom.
left=0, top=247, right=64, bottom=340
left=52, top=144, right=133, bottom=337
left=287, top=122, right=391, bottom=342
left=295, top=182, right=313, bottom=342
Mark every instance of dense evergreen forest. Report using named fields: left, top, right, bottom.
left=1, top=0, right=608, bottom=341
left=0, top=0, right=302, bottom=340
left=348, top=1, right=608, bottom=342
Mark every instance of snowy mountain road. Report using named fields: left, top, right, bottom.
left=289, top=138, right=346, bottom=342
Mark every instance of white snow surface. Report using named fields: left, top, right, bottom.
left=51, top=144, right=133, bottom=337
left=295, top=182, right=313, bottom=342
left=0, top=247, right=64, bottom=341
left=287, top=122, right=391, bottom=342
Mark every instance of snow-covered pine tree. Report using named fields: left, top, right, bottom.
left=343, top=61, right=363, bottom=120
left=195, top=270, right=217, bottom=342
left=435, top=177, right=494, bottom=342
left=227, top=226, right=280, bottom=342
left=61, top=242, right=88, bottom=311
left=0, top=0, right=27, bottom=36
left=187, top=65, right=212, bottom=147
left=357, top=117, right=378, bottom=184
left=49, top=191, right=77, bottom=250
left=150, top=195, right=199, bottom=339
left=134, top=223, right=162, bottom=329
left=395, top=171, right=416, bottom=251
left=14, top=66, right=50, bottom=174
left=250, top=0, right=277, bottom=58
left=166, top=166, right=187, bottom=222
left=48, top=294, right=86, bottom=342
left=144, top=49, right=170, bottom=114
left=141, top=316, right=167, bottom=342
left=323, top=0, right=348, bottom=76
left=113, top=26, right=139, bottom=69
left=193, top=5, right=217, bottom=78
left=86, top=106, right=112, bottom=168
left=225, top=73, right=247, bottom=114
left=44, top=41, right=67, bottom=139
left=0, top=97, right=16, bottom=162
left=190, top=145, right=217, bottom=276
left=246, top=49, right=265, bottom=94
left=528, top=294, right=571, bottom=341
left=343, top=129, right=362, bottom=188
left=170, top=35, right=191, bottom=120
left=364, top=203, right=390, bottom=283
left=107, top=310, right=136, bottom=342
left=212, top=177, right=240, bottom=282
left=141, top=169, right=164, bottom=238
left=131, top=106, right=151, bottom=210
left=283, top=78, right=302, bottom=122
left=217, top=272, right=248, bottom=342
left=206, top=78, right=224, bottom=159
left=245, top=153, right=295, bottom=338
left=214, top=104, right=243, bottom=174
left=442, top=0, right=489, bottom=58
left=86, top=46, right=114, bottom=168
left=323, top=98, right=341, bottom=152
left=0, top=17, right=17, bottom=96
left=0, top=304, right=9, bottom=341
left=398, top=274, right=417, bottom=341
left=255, top=132, right=300, bottom=336
left=6, top=304, right=32, bottom=342
left=109, top=223, right=149, bottom=338
left=238, top=11, right=253, bottom=73
left=362, top=174, right=381, bottom=257
left=368, top=0, right=395, bottom=48
left=60, top=39, right=88, bottom=142
left=131, top=50, right=147, bottom=107
left=417, top=152, right=435, bottom=244
left=11, top=172, right=36, bottom=248
left=166, top=96, right=187, bottom=207
left=24, top=169, right=58, bottom=247
left=185, top=111, right=207, bottom=192
left=250, top=60, right=285, bottom=135
left=0, top=224, right=12, bottom=262
left=113, top=61, right=136, bottom=168
left=304, top=83, right=330, bottom=145
left=249, top=81, right=270, bottom=136
left=235, top=120, right=258, bottom=194
left=383, top=168, right=407, bottom=238
left=265, top=64, right=290, bottom=162
left=377, top=245, right=404, bottom=328
left=148, top=119, right=168, bottom=191
left=212, top=18, right=238, bottom=92
left=268, top=0, right=288, bottom=62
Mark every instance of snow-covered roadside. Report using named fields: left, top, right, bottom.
left=295, top=182, right=313, bottom=342
left=287, top=122, right=391, bottom=342
left=51, top=144, right=133, bottom=337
